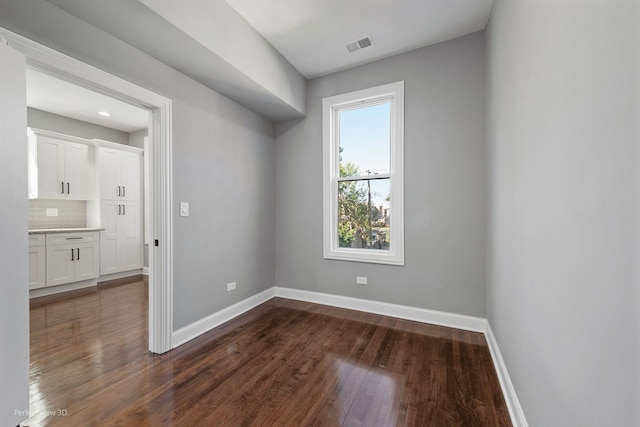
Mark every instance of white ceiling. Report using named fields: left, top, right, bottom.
left=26, top=69, right=149, bottom=133
left=226, top=0, right=494, bottom=78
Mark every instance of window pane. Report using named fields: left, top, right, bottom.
left=339, top=102, right=390, bottom=177
left=338, top=178, right=390, bottom=250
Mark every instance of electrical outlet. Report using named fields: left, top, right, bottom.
left=356, top=276, right=367, bottom=285
left=46, top=208, right=58, bottom=217
left=227, top=281, right=236, bottom=291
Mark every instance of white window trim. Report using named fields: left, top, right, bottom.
left=322, top=81, right=405, bottom=266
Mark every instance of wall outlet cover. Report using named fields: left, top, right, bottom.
left=46, top=208, right=58, bottom=217
left=356, top=276, right=368, bottom=285
left=179, top=202, right=189, bottom=217
left=227, top=281, right=236, bottom=291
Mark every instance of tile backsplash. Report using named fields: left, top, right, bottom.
left=29, top=199, right=87, bottom=229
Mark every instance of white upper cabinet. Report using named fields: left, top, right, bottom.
left=120, top=151, right=142, bottom=201
left=30, top=129, right=95, bottom=200
left=63, top=141, right=94, bottom=199
left=98, top=145, right=142, bottom=201
left=36, top=135, right=64, bottom=198
left=99, top=147, right=119, bottom=200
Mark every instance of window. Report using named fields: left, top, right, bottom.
left=322, top=81, right=404, bottom=265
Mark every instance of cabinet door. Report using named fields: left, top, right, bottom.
left=120, top=151, right=142, bottom=201
left=120, top=202, right=142, bottom=271
left=65, top=141, right=94, bottom=200
left=28, top=246, right=46, bottom=290
left=75, top=242, right=99, bottom=281
left=100, top=201, right=120, bottom=275
left=99, top=147, right=121, bottom=200
left=37, top=136, right=65, bottom=199
left=46, top=244, right=76, bottom=287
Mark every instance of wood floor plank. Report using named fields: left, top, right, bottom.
left=23, top=283, right=511, bottom=426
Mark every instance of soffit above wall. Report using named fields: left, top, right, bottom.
left=47, top=0, right=307, bottom=121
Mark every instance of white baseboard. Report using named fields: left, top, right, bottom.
left=485, top=323, right=529, bottom=427
left=29, top=279, right=96, bottom=298
left=171, top=287, right=275, bottom=348
left=142, top=267, right=149, bottom=276
left=98, top=269, right=143, bottom=282
left=170, top=285, right=526, bottom=427
left=274, top=286, right=487, bottom=333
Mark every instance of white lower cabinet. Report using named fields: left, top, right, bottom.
left=100, top=201, right=142, bottom=275
left=45, top=232, right=99, bottom=287
left=28, top=235, right=46, bottom=290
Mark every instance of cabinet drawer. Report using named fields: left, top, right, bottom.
left=28, top=234, right=46, bottom=247
left=46, top=232, right=98, bottom=246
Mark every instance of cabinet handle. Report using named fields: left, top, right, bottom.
left=77, top=248, right=80, bottom=260
left=118, top=186, right=121, bottom=196
left=61, top=182, right=65, bottom=194
left=123, top=204, right=126, bottom=215
left=123, top=186, right=126, bottom=197
left=118, top=204, right=121, bottom=215
left=67, top=182, right=70, bottom=194
left=71, top=248, right=74, bottom=261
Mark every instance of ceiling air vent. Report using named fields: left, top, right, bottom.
left=346, top=35, right=374, bottom=53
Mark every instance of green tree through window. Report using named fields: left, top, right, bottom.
left=338, top=161, right=385, bottom=248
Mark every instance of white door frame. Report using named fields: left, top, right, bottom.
left=1, top=27, right=174, bottom=354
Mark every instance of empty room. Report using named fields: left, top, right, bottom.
left=0, top=0, right=638, bottom=426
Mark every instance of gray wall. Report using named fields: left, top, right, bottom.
left=0, top=0, right=276, bottom=331
left=0, top=43, right=30, bottom=426
left=487, top=1, right=640, bottom=426
left=27, top=107, right=130, bottom=144
left=128, top=128, right=148, bottom=149
left=275, top=32, right=487, bottom=317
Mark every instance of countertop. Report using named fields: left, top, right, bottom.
left=29, top=228, right=105, bottom=235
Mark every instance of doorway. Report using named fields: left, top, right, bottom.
left=1, top=26, right=174, bottom=354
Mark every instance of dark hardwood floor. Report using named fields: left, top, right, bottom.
left=24, top=281, right=511, bottom=426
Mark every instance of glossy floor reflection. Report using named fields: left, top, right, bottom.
left=26, top=282, right=511, bottom=426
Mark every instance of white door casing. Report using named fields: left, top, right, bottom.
left=0, top=27, right=174, bottom=354
left=0, top=36, right=30, bottom=425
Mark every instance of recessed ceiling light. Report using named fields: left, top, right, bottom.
left=98, top=111, right=111, bottom=117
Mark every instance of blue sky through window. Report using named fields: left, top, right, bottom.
left=339, top=101, right=390, bottom=176
left=338, top=101, right=391, bottom=212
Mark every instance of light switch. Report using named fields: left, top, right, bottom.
left=179, top=202, right=189, bottom=217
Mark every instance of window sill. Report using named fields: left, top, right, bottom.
left=324, top=248, right=404, bottom=266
